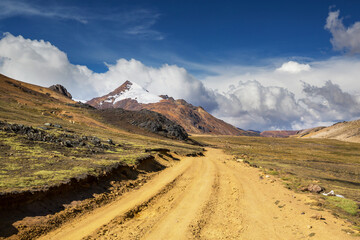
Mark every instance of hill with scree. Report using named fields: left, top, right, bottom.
left=87, top=80, right=258, bottom=136
left=298, top=120, right=360, bottom=143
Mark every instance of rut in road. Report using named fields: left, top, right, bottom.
left=40, top=148, right=355, bottom=240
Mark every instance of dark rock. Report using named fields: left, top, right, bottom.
left=53, top=124, right=62, bottom=128
left=0, top=121, right=114, bottom=152
left=91, top=137, right=101, bottom=146
left=49, top=84, right=72, bottom=99
left=145, top=148, right=170, bottom=154
left=98, top=108, right=188, bottom=141
left=66, top=102, right=96, bottom=110
left=107, top=139, right=114, bottom=145
left=64, top=140, right=73, bottom=147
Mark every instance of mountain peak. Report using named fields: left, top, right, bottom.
left=108, top=80, right=133, bottom=96
left=87, top=80, right=162, bottom=108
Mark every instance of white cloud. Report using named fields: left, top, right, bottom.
left=301, top=80, right=360, bottom=121
left=200, top=56, right=360, bottom=130
left=122, top=9, right=164, bottom=40
left=0, top=33, right=93, bottom=98
left=212, top=80, right=308, bottom=130
left=1, top=33, right=360, bottom=131
left=325, top=10, right=360, bottom=53
left=90, top=59, right=217, bottom=110
left=276, top=61, right=311, bottom=73
left=211, top=79, right=360, bottom=131
left=0, top=33, right=212, bottom=107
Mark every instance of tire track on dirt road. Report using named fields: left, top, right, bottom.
left=39, top=148, right=356, bottom=240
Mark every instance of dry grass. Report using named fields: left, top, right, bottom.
left=0, top=75, right=202, bottom=193
left=193, top=135, right=360, bottom=226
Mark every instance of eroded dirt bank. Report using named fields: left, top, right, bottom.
left=0, top=152, right=178, bottom=240
left=38, top=148, right=356, bottom=240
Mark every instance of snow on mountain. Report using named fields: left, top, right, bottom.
left=87, top=80, right=259, bottom=136
left=104, top=81, right=162, bottom=104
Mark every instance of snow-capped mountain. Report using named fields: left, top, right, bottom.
left=100, top=80, right=162, bottom=106
left=87, top=80, right=162, bottom=109
left=87, top=80, right=259, bottom=136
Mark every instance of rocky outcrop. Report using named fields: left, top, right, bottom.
left=49, top=84, right=72, bottom=99
left=301, top=184, right=325, bottom=193
left=0, top=121, right=116, bottom=152
left=98, top=108, right=188, bottom=141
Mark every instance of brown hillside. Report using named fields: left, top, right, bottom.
left=299, top=120, right=360, bottom=143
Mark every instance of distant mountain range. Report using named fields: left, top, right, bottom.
left=260, top=130, right=299, bottom=138
left=87, top=80, right=258, bottom=136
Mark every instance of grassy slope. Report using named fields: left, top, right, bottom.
left=193, top=135, right=360, bottom=226
left=0, top=74, right=202, bottom=193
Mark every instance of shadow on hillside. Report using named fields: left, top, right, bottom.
left=0, top=164, right=150, bottom=238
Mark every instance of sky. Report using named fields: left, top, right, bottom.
left=1, top=0, right=360, bottom=131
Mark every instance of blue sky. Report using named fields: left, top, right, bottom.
left=1, top=0, right=359, bottom=72
left=1, top=0, right=360, bottom=130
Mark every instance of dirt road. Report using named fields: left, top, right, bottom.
left=39, top=148, right=355, bottom=240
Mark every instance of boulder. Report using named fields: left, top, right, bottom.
left=49, top=84, right=72, bottom=99
left=301, top=184, right=324, bottom=193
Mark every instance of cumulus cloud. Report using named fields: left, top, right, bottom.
left=0, top=33, right=94, bottom=97
left=301, top=80, right=360, bottom=121
left=90, top=59, right=217, bottom=110
left=212, top=80, right=308, bottom=130
left=276, top=61, right=311, bottom=73
left=325, top=10, right=360, bottom=53
left=211, top=80, right=360, bottom=130
left=200, top=56, right=360, bottom=130
left=1, top=33, right=360, bottom=131
left=0, top=33, right=214, bottom=108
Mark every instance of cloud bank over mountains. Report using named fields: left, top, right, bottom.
left=1, top=32, right=360, bottom=131
left=1, top=9, right=360, bottom=130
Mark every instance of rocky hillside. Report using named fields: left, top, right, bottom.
left=98, top=108, right=188, bottom=141
left=299, top=120, right=360, bottom=143
left=0, top=74, right=189, bottom=141
left=87, top=81, right=257, bottom=136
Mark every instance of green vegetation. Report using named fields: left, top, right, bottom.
left=326, top=196, right=359, bottom=216
left=0, top=81, right=203, bottom=193
left=0, top=128, right=200, bottom=192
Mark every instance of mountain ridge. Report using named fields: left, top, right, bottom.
left=87, top=81, right=258, bottom=136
